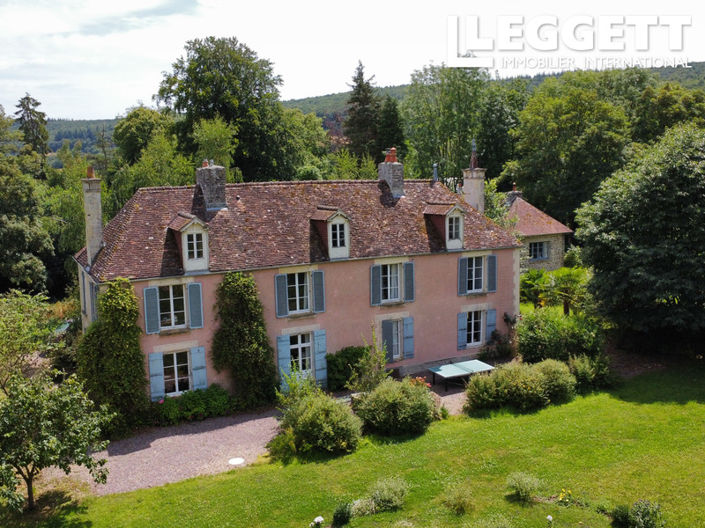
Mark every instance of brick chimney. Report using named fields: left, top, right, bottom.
left=378, top=147, right=404, bottom=198
left=461, top=140, right=486, bottom=214
left=506, top=182, right=523, bottom=206
left=196, top=160, right=227, bottom=211
left=82, top=166, right=103, bottom=266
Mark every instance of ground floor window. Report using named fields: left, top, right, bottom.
left=389, top=320, right=402, bottom=360
left=164, top=350, right=190, bottom=395
left=529, top=241, right=547, bottom=260
left=466, top=311, right=482, bottom=345
left=290, top=333, right=313, bottom=374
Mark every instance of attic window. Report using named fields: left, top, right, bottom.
left=187, top=233, right=204, bottom=260
left=448, top=216, right=461, bottom=241
left=446, top=213, right=464, bottom=250
left=331, top=222, right=346, bottom=248
left=327, top=215, right=350, bottom=260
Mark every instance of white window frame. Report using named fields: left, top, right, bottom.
left=466, top=256, right=484, bottom=293
left=381, top=263, right=401, bottom=303
left=466, top=310, right=483, bottom=346
left=158, top=284, right=187, bottom=329
left=446, top=213, right=463, bottom=250
left=529, top=241, right=547, bottom=260
left=289, top=333, right=313, bottom=375
left=331, top=222, right=346, bottom=248
left=287, top=272, right=310, bottom=314
left=163, top=350, right=191, bottom=396
left=181, top=226, right=208, bottom=272
left=327, top=216, right=350, bottom=259
left=186, top=232, right=204, bottom=260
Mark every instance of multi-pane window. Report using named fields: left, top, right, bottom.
left=466, top=257, right=483, bottom=293
left=448, top=216, right=461, bottom=241
left=163, top=351, right=190, bottom=394
left=529, top=241, right=546, bottom=260
left=331, top=223, right=346, bottom=248
left=290, top=333, right=312, bottom=373
left=466, top=311, right=483, bottom=345
left=390, top=320, right=402, bottom=360
left=381, top=263, right=400, bottom=302
left=158, top=284, right=186, bottom=328
left=186, top=233, right=204, bottom=259
left=287, top=272, right=310, bottom=313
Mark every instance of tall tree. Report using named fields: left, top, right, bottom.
left=343, top=62, right=381, bottom=160
left=402, top=65, right=489, bottom=184
left=576, top=124, right=705, bottom=343
left=157, top=36, right=313, bottom=181
left=113, top=106, right=169, bottom=164
left=14, top=93, right=49, bottom=177
left=502, top=79, right=629, bottom=226
left=193, top=115, right=238, bottom=179
left=375, top=95, right=406, bottom=161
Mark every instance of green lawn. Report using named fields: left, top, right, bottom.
left=4, top=363, right=705, bottom=527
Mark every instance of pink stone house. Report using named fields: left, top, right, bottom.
left=75, top=152, right=521, bottom=400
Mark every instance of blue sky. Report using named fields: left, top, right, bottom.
left=1, top=0, right=703, bottom=119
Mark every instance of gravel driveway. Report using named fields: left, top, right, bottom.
left=43, top=388, right=466, bottom=496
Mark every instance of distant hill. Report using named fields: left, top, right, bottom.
left=46, top=118, right=118, bottom=154
left=283, top=62, right=705, bottom=134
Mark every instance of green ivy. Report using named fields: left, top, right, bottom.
left=212, top=272, right=277, bottom=409
left=76, top=278, right=148, bottom=435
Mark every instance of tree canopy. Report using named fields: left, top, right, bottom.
left=14, top=93, right=49, bottom=169
left=576, top=124, right=705, bottom=342
left=112, top=106, right=170, bottom=164
left=344, top=62, right=381, bottom=161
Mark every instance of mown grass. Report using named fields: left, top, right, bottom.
left=3, top=363, right=705, bottom=527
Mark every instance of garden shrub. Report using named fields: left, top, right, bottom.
left=332, top=501, right=353, bottom=527
left=441, top=480, right=474, bottom=515
left=568, top=354, right=613, bottom=392
left=630, top=500, right=666, bottom=528
left=353, top=377, right=435, bottom=436
left=212, top=272, right=277, bottom=410
left=279, top=392, right=362, bottom=455
left=326, top=346, right=368, bottom=392
left=479, top=331, right=516, bottom=362
left=350, top=497, right=376, bottom=517
left=369, top=477, right=409, bottom=512
left=151, top=384, right=235, bottom=425
left=520, top=268, right=547, bottom=307
left=506, top=471, right=542, bottom=503
left=495, top=362, right=549, bottom=411
left=533, top=359, right=576, bottom=404
left=518, top=308, right=604, bottom=363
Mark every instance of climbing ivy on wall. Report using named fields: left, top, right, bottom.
left=76, top=277, right=148, bottom=434
left=212, top=272, right=277, bottom=409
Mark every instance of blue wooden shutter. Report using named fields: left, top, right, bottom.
left=457, top=312, right=468, bottom=350
left=487, top=255, right=497, bottom=293
left=486, top=309, right=497, bottom=343
left=403, top=262, right=415, bottom=302
left=370, top=264, right=382, bottom=306
left=144, top=286, right=160, bottom=335
left=149, top=352, right=165, bottom=401
left=403, top=317, right=414, bottom=359
left=381, top=320, right=394, bottom=362
left=190, top=346, right=208, bottom=390
left=188, top=282, right=204, bottom=329
left=312, top=271, right=325, bottom=313
left=313, top=330, right=327, bottom=388
left=90, top=283, right=98, bottom=322
left=277, top=335, right=291, bottom=390
left=458, top=257, right=468, bottom=295
left=274, top=274, right=288, bottom=318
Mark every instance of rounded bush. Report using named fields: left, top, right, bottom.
left=496, top=363, right=549, bottom=412
left=533, top=359, right=576, bottom=404
left=282, top=392, right=362, bottom=454
left=506, top=471, right=542, bottom=503
left=354, top=378, right=436, bottom=436
left=369, top=477, right=409, bottom=512
left=568, top=354, right=613, bottom=393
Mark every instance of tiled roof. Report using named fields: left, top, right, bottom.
left=507, top=196, right=573, bottom=237
left=423, top=203, right=458, bottom=216
left=76, top=180, right=520, bottom=281
left=167, top=211, right=197, bottom=232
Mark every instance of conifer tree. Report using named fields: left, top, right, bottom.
left=375, top=95, right=405, bottom=161
left=344, top=61, right=381, bottom=160
left=14, top=93, right=49, bottom=177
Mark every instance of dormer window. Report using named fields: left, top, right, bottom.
left=331, top=222, right=346, bottom=248
left=446, top=212, right=464, bottom=250
left=187, top=233, right=204, bottom=260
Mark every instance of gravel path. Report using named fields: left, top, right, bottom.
left=43, top=389, right=466, bottom=496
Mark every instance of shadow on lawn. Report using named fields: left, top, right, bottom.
left=106, top=407, right=279, bottom=456
left=609, top=360, right=705, bottom=405
left=0, top=490, right=91, bottom=528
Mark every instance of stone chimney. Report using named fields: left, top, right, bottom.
left=506, top=182, right=523, bottom=206
left=82, top=166, right=103, bottom=266
left=196, top=160, right=227, bottom=211
left=378, top=147, right=404, bottom=198
left=461, top=140, right=486, bottom=214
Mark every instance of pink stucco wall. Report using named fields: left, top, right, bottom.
left=134, top=247, right=520, bottom=390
